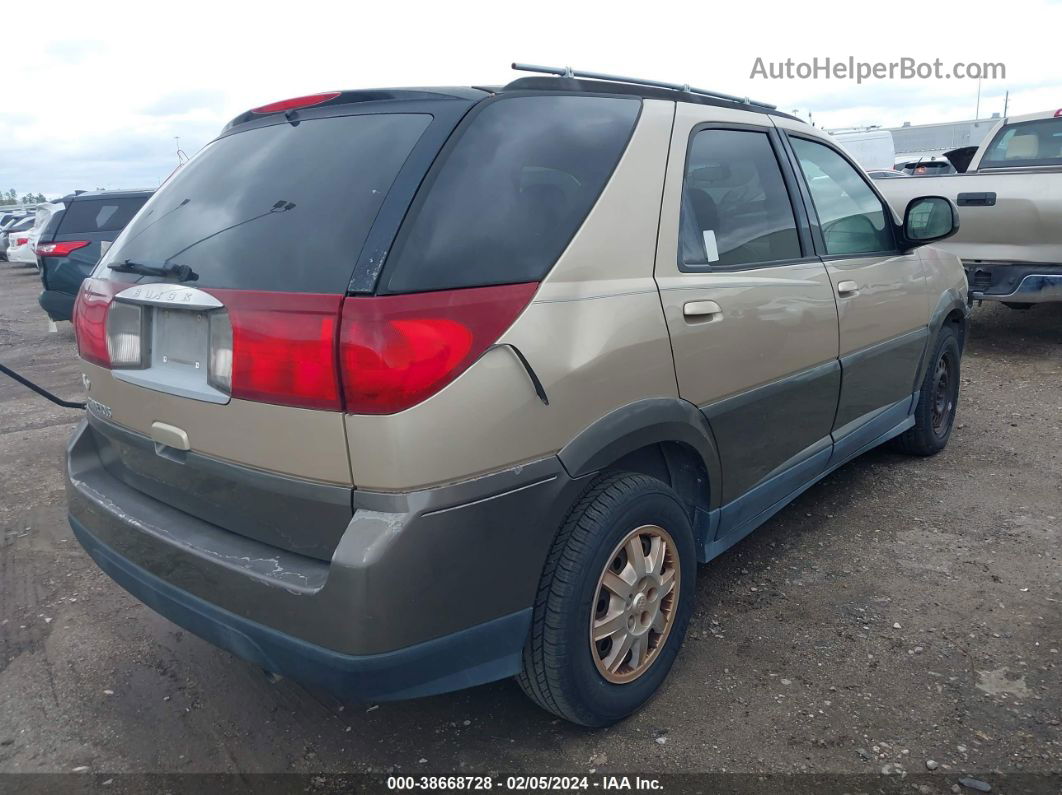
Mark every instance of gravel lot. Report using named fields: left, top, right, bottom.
left=0, top=261, right=1059, bottom=787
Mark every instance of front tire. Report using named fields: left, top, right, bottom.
left=893, top=325, right=961, bottom=456
left=517, top=472, right=696, bottom=727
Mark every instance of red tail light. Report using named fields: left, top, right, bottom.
left=251, top=91, right=342, bottom=114
left=207, top=290, right=344, bottom=411
left=71, top=280, right=537, bottom=415
left=15, top=237, right=29, bottom=246
left=36, top=240, right=90, bottom=257
left=73, top=278, right=123, bottom=368
left=339, top=283, right=538, bottom=414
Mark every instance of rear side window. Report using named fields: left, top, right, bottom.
left=979, top=117, right=1062, bottom=168
left=790, top=137, right=895, bottom=256
left=100, top=113, right=433, bottom=293
left=40, top=209, right=65, bottom=240
left=680, top=129, right=801, bottom=269
left=382, top=95, right=640, bottom=293
left=59, top=197, right=147, bottom=234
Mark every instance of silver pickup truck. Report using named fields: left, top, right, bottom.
left=877, top=109, right=1062, bottom=307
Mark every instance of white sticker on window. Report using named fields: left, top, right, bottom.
left=702, top=229, right=720, bottom=263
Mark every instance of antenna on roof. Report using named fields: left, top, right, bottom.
left=510, top=62, right=777, bottom=110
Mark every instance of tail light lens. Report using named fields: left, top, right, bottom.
left=72, top=281, right=538, bottom=415
left=36, top=240, right=90, bottom=257
left=73, top=278, right=123, bottom=368
left=106, top=301, right=148, bottom=368
left=339, top=283, right=538, bottom=414
left=15, top=237, right=28, bottom=246
left=207, top=310, right=233, bottom=393
left=208, top=290, right=343, bottom=411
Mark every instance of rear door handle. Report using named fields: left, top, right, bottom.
left=682, top=300, right=722, bottom=320
left=957, top=192, right=996, bottom=207
left=836, top=280, right=859, bottom=296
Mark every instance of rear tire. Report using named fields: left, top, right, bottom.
left=517, top=472, right=696, bottom=727
left=893, top=325, right=961, bottom=456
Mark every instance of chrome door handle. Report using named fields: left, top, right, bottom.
left=836, top=280, right=859, bottom=296
left=683, top=300, right=722, bottom=320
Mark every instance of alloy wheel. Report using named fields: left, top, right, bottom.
left=590, top=524, right=680, bottom=684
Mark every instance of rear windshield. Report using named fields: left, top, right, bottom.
left=99, top=113, right=432, bottom=293
left=382, top=95, right=640, bottom=293
left=59, top=196, right=148, bottom=235
left=980, top=117, right=1062, bottom=169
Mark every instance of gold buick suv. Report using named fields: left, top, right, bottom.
left=66, top=67, right=968, bottom=727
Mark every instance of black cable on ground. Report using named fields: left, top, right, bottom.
left=0, top=361, right=85, bottom=409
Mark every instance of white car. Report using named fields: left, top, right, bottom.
left=7, top=202, right=62, bottom=266
left=0, top=215, right=35, bottom=261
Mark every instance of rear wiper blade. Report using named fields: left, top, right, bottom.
left=108, top=259, right=198, bottom=282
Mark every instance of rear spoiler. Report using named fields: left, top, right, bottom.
left=944, top=146, right=978, bottom=174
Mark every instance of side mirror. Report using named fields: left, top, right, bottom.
left=901, top=195, right=959, bottom=247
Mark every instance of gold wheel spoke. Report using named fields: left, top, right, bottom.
left=651, top=610, right=667, bottom=634
left=606, top=632, right=634, bottom=673
left=628, top=635, right=647, bottom=671
left=602, top=571, right=634, bottom=600
left=659, top=567, right=676, bottom=597
left=593, top=609, right=627, bottom=641
left=625, top=536, right=648, bottom=578
left=646, top=535, right=665, bottom=576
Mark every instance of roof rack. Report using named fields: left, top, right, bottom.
left=511, top=63, right=777, bottom=110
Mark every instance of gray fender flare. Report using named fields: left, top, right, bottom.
left=914, top=289, right=969, bottom=388
left=558, top=398, right=723, bottom=510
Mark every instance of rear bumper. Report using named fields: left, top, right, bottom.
left=72, top=515, right=530, bottom=701
left=965, top=262, right=1062, bottom=304
left=6, top=248, right=36, bottom=264
left=38, top=289, right=75, bottom=321
left=67, top=418, right=584, bottom=700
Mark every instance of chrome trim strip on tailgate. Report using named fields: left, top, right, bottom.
left=115, top=284, right=223, bottom=309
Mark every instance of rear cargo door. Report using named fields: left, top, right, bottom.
left=75, top=101, right=466, bottom=560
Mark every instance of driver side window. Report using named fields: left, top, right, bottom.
left=790, top=137, right=895, bottom=256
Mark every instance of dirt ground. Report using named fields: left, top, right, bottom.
left=0, top=262, right=1058, bottom=787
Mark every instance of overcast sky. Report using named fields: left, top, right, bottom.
left=3, top=0, right=1060, bottom=198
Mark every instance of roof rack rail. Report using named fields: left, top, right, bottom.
left=511, top=63, right=777, bottom=110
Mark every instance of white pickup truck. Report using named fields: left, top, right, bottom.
left=876, top=109, right=1062, bottom=307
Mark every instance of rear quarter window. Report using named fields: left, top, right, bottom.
left=381, top=95, right=641, bottom=293
left=40, top=209, right=65, bottom=241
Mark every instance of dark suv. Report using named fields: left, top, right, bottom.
left=36, top=189, right=152, bottom=321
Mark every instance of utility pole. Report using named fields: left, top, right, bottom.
left=975, top=78, right=982, bottom=119
left=1003, top=90, right=1009, bottom=118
